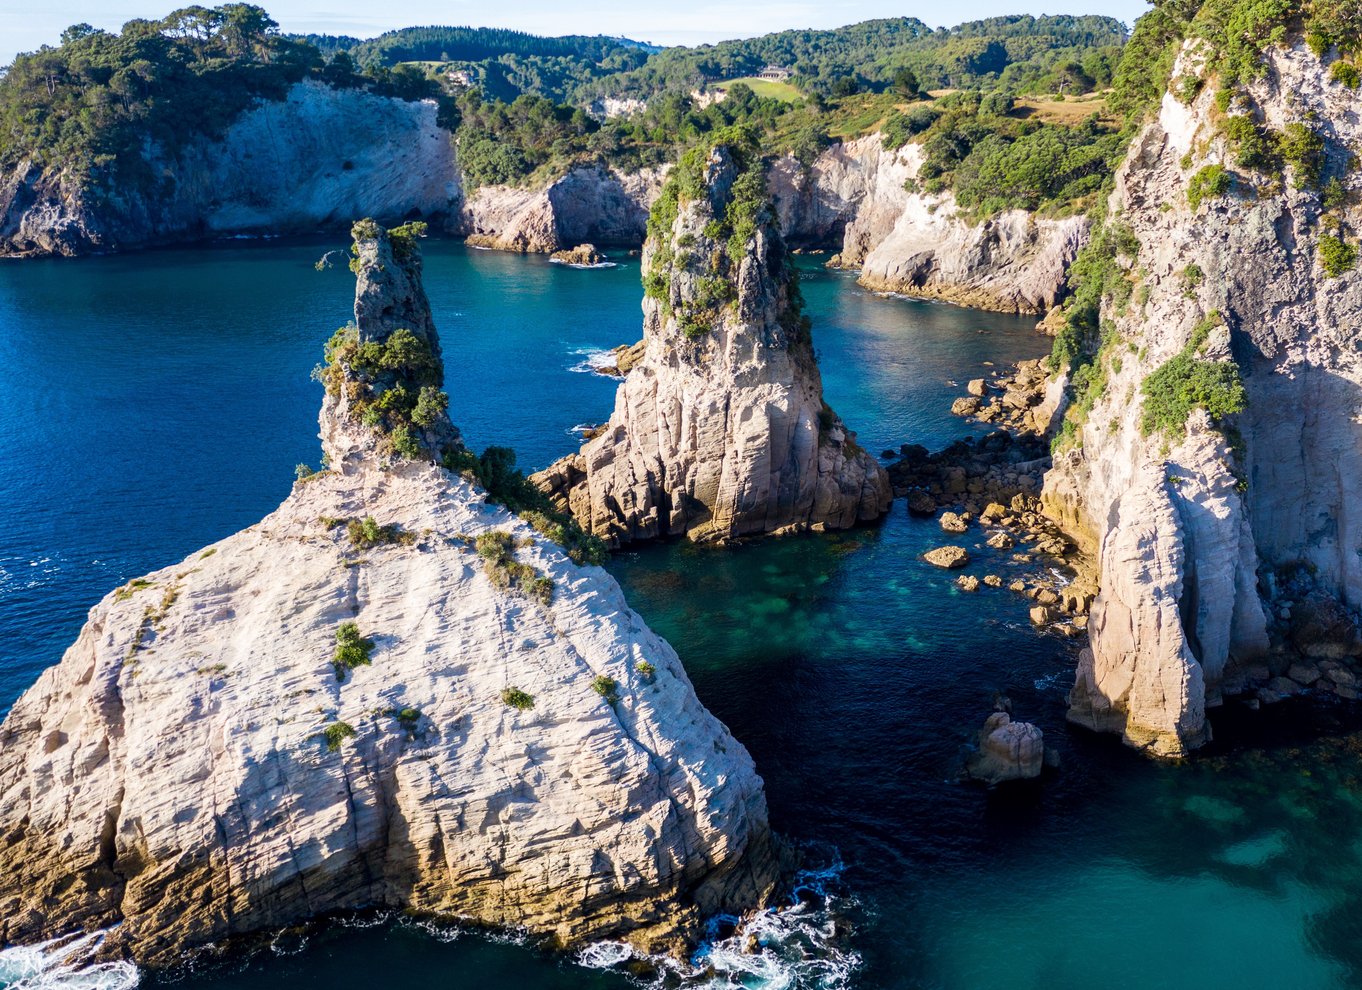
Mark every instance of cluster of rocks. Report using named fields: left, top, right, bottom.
left=1233, top=579, right=1362, bottom=707
left=549, top=243, right=607, bottom=266
left=917, top=494, right=1094, bottom=636
left=588, top=340, right=647, bottom=378
left=948, top=359, right=1060, bottom=435
left=886, top=430, right=1050, bottom=508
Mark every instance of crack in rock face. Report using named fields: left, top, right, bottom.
left=532, top=142, right=892, bottom=546
left=0, top=221, right=782, bottom=969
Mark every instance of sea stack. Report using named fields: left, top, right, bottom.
left=1043, top=40, right=1362, bottom=755
left=0, top=220, right=780, bottom=966
left=532, top=138, right=892, bottom=545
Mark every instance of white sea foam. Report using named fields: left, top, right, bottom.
left=575, top=856, right=861, bottom=989
left=567, top=346, right=621, bottom=377
left=0, top=932, right=140, bottom=990
left=548, top=258, right=618, bottom=270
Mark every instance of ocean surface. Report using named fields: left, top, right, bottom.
left=1, top=240, right=1360, bottom=990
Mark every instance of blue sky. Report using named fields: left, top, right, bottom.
left=0, top=0, right=1151, bottom=66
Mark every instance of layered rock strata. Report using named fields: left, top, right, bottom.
left=532, top=143, right=891, bottom=545
left=0, top=221, right=780, bottom=966
left=1044, top=42, right=1362, bottom=755
left=0, top=81, right=458, bottom=257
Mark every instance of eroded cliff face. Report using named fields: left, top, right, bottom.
left=1044, top=42, right=1362, bottom=756
left=459, top=164, right=667, bottom=253
left=0, top=222, right=780, bottom=966
left=770, top=135, right=1090, bottom=314
left=0, top=81, right=459, bottom=257
left=531, top=144, right=891, bottom=546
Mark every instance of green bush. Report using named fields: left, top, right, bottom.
left=1277, top=123, right=1324, bottom=190
left=440, top=445, right=608, bottom=566
left=1140, top=317, right=1246, bottom=436
left=635, top=660, right=656, bottom=680
left=1330, top=60, right=1361, bottom=88
left=332, top=622, right=375, bottom=680
left=591, top=675, right=621, bottom=704
left=1187, top=165, right=1231, bottom=211
left=501, top=687, right=535, bottom=711
left=1224, top=115, right=1272, bottom=171
left=346, top=516, right=413, bottom=549
left=1320, top=234, right=1357, bottom=277
left=324, top=722, right=357, bottom=752
left=475, top=531, right=555, bottom=605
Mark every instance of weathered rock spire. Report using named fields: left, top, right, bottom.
left=0, top=216, right=780, bottom=967
left=320, top=219, right=459, bottom=468
left=533, top=140, right=892, bottom=545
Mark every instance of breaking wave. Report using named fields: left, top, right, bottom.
left=0, top=932, right=140, bottom=990
left=567, top=345, right=620, bottom=377
left=576, top=854, right=861, bottom=989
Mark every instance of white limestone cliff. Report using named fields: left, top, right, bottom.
left=531, top=143, right=892, bottom=545
left=1045, top=41, right=1362, bottom=755
left=0, top=81, right=459, bottom=257
left=0, top=222, right=780, bottom=967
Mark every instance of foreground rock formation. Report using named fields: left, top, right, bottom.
left=532, top=142, right=891, bottom=545
left=1043, top=41, right=1362, bottom=755
left=0, top=221, right=780, bottom=965
left=0, top=81, right=458, bottom=257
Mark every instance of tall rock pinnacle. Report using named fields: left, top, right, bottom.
left=0, top=219, right=780, bottom=966
left=533, top=138, right=892, bottom=544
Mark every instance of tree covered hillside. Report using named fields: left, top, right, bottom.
left=581, top=15, right=1129, bottom=101
left=0, top=4, right=447, bottom=190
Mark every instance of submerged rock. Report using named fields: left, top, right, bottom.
left=965, top=712, right=1044, bottom=785
left=0, top=220, right=780, bottom=967
left=532, top=140, right=891, bottom=546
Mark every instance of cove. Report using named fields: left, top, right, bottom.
left=0, top=241, right=1358, bottom=989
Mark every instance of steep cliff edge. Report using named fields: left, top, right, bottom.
left=770, top=135, right=1090, bottom=314
left=1043, top=40, right=1362, bottom=755
left=0, top=221, right=780, bottom=965
left=0, top=81, right=458, bottom=257
left=460, top=164, right=667, bottom=253
left=531, top=140, right=892, bottom=545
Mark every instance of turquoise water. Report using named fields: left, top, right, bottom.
left=1, top=241, right=1360, bottom=989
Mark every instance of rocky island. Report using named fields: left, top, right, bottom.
left=532, top=138, right=891, bottom=545
left=0, top=220, right=780, bottom=966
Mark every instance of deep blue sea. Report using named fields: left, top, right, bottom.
left=1, top=241, right=1360, bottom=990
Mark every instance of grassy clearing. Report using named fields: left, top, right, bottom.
left=719, top=77, right=804, bottom=102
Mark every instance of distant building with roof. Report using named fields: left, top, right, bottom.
left=758, top=65, right=793, bottom=81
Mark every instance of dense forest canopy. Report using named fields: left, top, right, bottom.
left=0, top=4, right=445, bottom=189
left=17, top=3, right=1346, bottom=223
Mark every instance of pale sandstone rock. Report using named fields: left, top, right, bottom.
left=1043, top=43, right=1362, bottom=755
left=957, top=575, right=981, bottom=592
left=965, top=713, right=1044, bottom=785
left=940, top=512, right=969, bottom=534
left=0, top=80, right=459, bottom=256
left=0, top=222, right=779, bottom=967
left=925, top=546, right=970, bottom=569
left=531, top=144, right=891, bottom=545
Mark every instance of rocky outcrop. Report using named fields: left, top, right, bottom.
left=965, top=712, right=1044, bottom=785
left=460, top=164, right=666, bottom=253
left=0, top=81, right=459, bottom=257
left=531, top=143, right=891, bottom=546
left=1044, top=42, right=1362, bottom=755
left=0, top=221, right=780, bottom=966
left=769, top=135, right=1090, bottom=314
